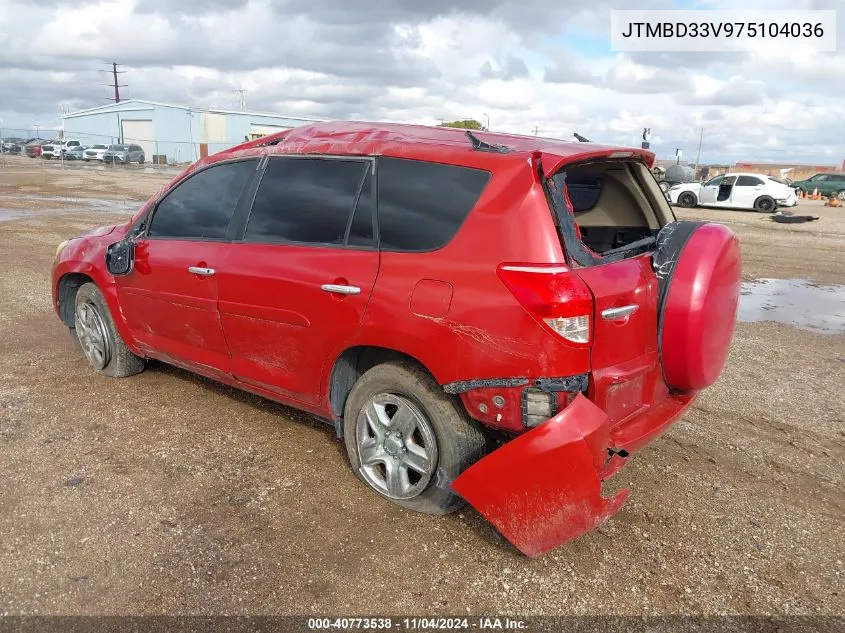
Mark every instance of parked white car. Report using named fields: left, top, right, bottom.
left=668, top=173, right=798, bottom=212
left=40, top=139, right=82, bottom=159
left=82, top=144, right=109, bottom=161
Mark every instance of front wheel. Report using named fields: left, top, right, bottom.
left=74, top=283, right=145, bottom=377
left=678, top=191, right=697, bottom=208
left=343, top=361, right=486, bottom=515
left=137, top=156, right=145, bottom=164
left=836, top=190, right=845, bottom=201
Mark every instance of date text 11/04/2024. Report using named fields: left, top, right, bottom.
left=307, top=617, right=528, bottom=630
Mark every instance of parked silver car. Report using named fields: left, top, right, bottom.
left=102, top=144, right=145, bottom=164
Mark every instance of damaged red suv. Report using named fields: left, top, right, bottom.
left=52, top=122, right=741, bottom=556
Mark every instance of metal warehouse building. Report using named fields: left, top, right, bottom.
left=60, top=99, right=324, bottom=164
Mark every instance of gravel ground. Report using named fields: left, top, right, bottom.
left=0, top=156, right=843, bottom=616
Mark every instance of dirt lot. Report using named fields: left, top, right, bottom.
left=0, top=154, right=843, bottom=616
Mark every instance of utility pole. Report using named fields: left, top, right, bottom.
left=694, top=126, right=704, bottom=168
left=234, top=89, right=247, bottom=110
left=533, top=125, right=539, bottom=136
left=483, top=112, right=490, bottom=131
left=101, top=62, right=127, bottom=103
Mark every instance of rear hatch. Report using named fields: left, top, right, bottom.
left=543, top=157, right=675, bottom=424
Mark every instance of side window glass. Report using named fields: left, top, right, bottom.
left=245, top=157, right=368, bottom=245
left=736, top=176, right=762, bottom=186
left=147, top=159, right=257, bottom=240
left=376, top=157, right=491, bottom=252
left=346, top=170, right=374, bottom=247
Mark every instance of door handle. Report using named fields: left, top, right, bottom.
left=601, top=304, right=639, bottom=320
left=188, top=266, right=215, bottom=276
left=321, top=284, right=361, bottom=296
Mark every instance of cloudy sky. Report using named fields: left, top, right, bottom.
left=0, top=0, right=842, bottom=164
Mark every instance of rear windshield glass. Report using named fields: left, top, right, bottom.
left=546, top=161, right=671, bottom=265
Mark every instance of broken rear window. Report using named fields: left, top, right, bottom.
left=545, top=160, right=673, bottom=266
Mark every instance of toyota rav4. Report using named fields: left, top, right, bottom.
left=52, top=122, right=741, bottom=556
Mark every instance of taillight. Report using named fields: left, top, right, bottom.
left=497, top=263, right=594, bottom=345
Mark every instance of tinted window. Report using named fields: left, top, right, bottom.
left=148, top=159, right=257, bottom=240
left=245, top=157, right=368, bottom=245
left=377, top=158, right=491, bottom=251
left=736, top=176, right=763, bottom=186
left=705, top=176, right=724, bottom=187
left=346, top=171, right=374, bottom=247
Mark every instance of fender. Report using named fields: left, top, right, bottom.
left=53, top=255, right=145, bottom=359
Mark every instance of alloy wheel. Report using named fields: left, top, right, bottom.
left=74, top=302, right=111, bottom=370
left=355, top=393, right=438, bottom=500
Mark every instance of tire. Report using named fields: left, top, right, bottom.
left=678, top=191, right=697, bottom=208
left=73, top=282, right=144, bottom=378
left=343, top=361, right=486, bottom=516
left=659, top=181, right=670, bottom=193
left=837, top=190, right=845, bottom=201
left=653, top=221, right=741, bottom=391
left=138, top=156, right=144, bottom=165
left=753, top=195, right=776, bottom=213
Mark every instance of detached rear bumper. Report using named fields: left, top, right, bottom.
left=451, top=392, right=694, bottom=557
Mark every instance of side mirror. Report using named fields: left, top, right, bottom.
left=106, top=238, right=135, bottom=276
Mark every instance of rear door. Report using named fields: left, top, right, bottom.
left=731, top=175, right=765, bottom=208
left=218, top=155, right=379, bottom=403
left=115, top=158, right=259, bottom=374
left=547, top=160, right=666, bottom=424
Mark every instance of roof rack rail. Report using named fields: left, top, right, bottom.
left=465, top=131, right=511, bottom=154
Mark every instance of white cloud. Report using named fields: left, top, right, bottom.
left=0, top=0, right=841, bottom=165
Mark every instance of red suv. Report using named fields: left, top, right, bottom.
left=52, top=122, right=741, bottom=556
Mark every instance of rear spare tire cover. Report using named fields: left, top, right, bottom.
left=653, top=221, right=742, bottom=391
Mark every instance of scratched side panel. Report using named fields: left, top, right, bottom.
left=354, top=161, right=591, bottom=388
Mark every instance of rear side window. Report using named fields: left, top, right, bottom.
left=376, top=157, right=491, bottom=252
left=245, top=157, right=369, bottom=246
left=736, top=176, right=763, bottom=186
left=147, top=159, right=257, bottom=240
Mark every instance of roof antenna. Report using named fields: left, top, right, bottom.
left=465, top=130, right=510, bottom=153
left=574, top=133, right=590, bottom=143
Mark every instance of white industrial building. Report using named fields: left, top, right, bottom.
left=60, top=99, right=325, bottom=164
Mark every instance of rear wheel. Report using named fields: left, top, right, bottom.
left=678, top=191, right=697, bottom=208
left=343, top=361, right=486, bottom=515
left=138, top=155, right=145, bottom=164
left=753, top=195, right=776, bottom=213
left=837, top=190, right=845, bottom=201
left=74, top=283, right=144, bottom=378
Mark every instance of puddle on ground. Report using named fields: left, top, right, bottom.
left=738, top=278, right=845, bottom=334
left=0, top=195, right=139, bottom=221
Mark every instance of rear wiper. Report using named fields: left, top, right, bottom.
left=601, top=236, right=657, bottom=257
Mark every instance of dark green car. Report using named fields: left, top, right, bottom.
left=791, top=173, right=845, bottom=200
